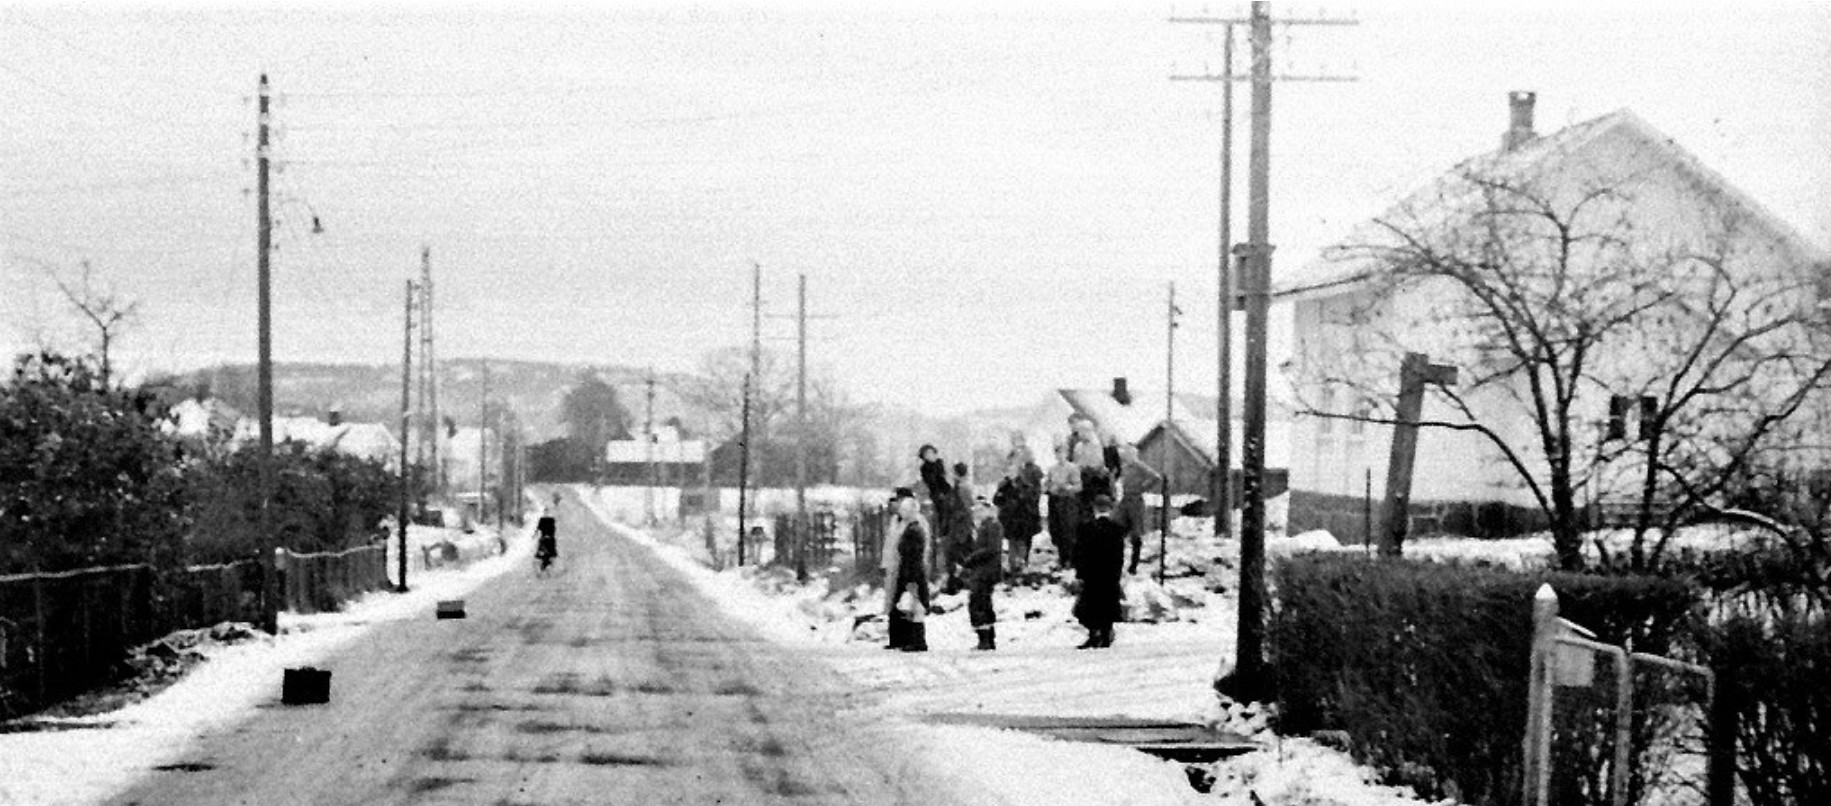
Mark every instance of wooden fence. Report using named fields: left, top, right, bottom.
left=278, top=544, right=390, bottom=616
left=0, top=544, right=389, bottom=718
left=768, top=509, right=843, bottom=572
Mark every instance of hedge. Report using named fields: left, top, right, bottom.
left=1700, top=611, right=1828, bottom=805
left=1270, top=553, right=1700, bottom=805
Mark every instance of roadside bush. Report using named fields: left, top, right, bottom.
left=183, top=441, right=401, bottom=564
left=1701, top=611, right=1829, bottom=806
left=0, top=352, right=189, bottom=574
left=1270, top=553, right=1699, bottom=805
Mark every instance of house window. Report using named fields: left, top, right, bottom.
left=1317, top=387, right=1336, bottom=435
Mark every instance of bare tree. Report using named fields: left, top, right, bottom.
left=48, top=260, right=140, bottom=387
left=1295, top=162, right=1831, bottom=570
left=678, top=346, right=881, bottom=485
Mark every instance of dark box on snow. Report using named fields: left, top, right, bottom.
left=436, top=600, right=466, bottom=619
left=282, top=667, right=331, bottom=705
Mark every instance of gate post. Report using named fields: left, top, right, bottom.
left=1522, top=583, right=1558, bottom=806
left=1706, top=667, right=1737, bottom=806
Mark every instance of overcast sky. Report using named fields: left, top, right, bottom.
left=3, top=2, right=1827, bottom=415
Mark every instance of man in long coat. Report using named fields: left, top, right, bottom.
left=1072, top=495, right=1127, bottom=649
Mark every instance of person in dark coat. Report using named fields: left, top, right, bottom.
left=888, top=494, right=931, bottom=652
left=1073, top=495, right=1127, bottom=649
left=963, top=496, right=1004, bottom=651
left=994, top=449, right=1044, bottom=575
left=942, top=461, right=976, bottom=592
left=917, top=445, right=954, bottom=575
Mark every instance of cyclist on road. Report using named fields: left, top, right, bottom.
left=535, top=509, right=559, bottom=573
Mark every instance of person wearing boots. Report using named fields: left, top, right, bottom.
left=942, top=461, right=977, bottom=593
left=1044, top=440, right=1083, bottom=571
left=889, top=493, right=931, bottom=652
left=1072, top=494, right=1127, bottom=649
left=963, top=496, right=1004, bottom=651
left=880, top=488, right=915, bottom=647
left=1115, top=443, right=1162, bottom=576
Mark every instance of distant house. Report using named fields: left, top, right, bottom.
left=1018, top=378, right=1292, bottom=506
left=227, top=408, right=403, bottom=469
left=1136, top=417, right=1292, bottom=501
left=1277, top=93, right=1830, bottom=538
left=603, top=425, right=707, bottom=486
left=167, top=398, right=242, bottom=444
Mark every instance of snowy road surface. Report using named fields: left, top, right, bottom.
left=105, top=491, right=962, bottom=806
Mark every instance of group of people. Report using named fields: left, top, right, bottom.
left=881, top=415, right=1163, bottom=652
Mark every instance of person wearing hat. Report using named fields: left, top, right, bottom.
left=1072, top=494, right=1128, bottom=649
left=888, top=492, right=932, bottom=652
left=962, top=495, right=1005, bottom=651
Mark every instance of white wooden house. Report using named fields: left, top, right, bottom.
left=1277, top=93, right=1829, bottom=537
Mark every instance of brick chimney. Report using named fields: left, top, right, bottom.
left=1502, top=91, right=1537, bottom=151
left=1112, top=377, right=1132, bottom=406
left=326, top=407, right=343, bottom=426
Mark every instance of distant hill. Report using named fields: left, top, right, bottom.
left=171, top=361, right=1162, bottom=487
left=178, top=359, right=704, bottom=444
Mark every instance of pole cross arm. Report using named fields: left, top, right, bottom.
left=1401, top=352, right=1459, bottom=387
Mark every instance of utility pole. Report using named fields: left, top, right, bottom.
left=1172, top=0, right=1357, bottom=703
left=478, top=363, right=490, bottom=529
left=1217, top=23, right=1236, bottom=543
left=397, top=279, right=414, bottom=592
left=1233, top=0, right=1275, bottom=704
left=1163, top=281, right=1179, bottom=585
left=418, top=247, right=440, bottom=499
left=1379, top=353, right=1458, bottom=556
left=645, top=370, right=658, bottom=525
left=1173, top=19, right=1237, bottom=542
left=737, top=371, right=752, bottom=566
left=747, top=261, right=761, bottom=527
left=794, top=273, right=809, bottom=583
left=255, top=74, right=278, bottom=636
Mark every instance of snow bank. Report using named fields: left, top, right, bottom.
left=0, top=525, right=532, bottom=806
left=902, top=724, right=1209, bottom=806
left=1204, top=737, right=1445, bottom=806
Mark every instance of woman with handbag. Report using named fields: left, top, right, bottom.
left=887, top=493, right=931, bottom=652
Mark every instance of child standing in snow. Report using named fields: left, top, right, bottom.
left=963, top=496, right=1004, bottom=651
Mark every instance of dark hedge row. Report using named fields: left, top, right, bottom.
left=1270, top=554, right=1700, bottom=805
left=1702, top=612, right=1829, bottom=806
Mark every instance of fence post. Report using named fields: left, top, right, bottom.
left=32, top=575, right=47, bottom=704
left=1609, top=646, right=1633, bottom=806
left=1706, top=667, right=1737, bottom=806
left=1522, top=583, right=1559, bottom=806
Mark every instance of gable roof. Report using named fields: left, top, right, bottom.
left=1275, top=108, right=1829, bottom=301
left=1141, top=416, right=1292, bottom=470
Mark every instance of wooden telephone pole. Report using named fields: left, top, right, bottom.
left=794, top=273, right=808, bottom=583
left=1162, top=281, right=1179, bottom=585
left=254, top=74, right=279, bottom=635
left=1379, top=353, right=1457, bottom=556
left=397, top=280, right=414, bottom=592
left=1172, top=0, right=1357, bottom=702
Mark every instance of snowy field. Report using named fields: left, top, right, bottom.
left=581, top=486, right=1443, bottom=806
left=0, top=521, right=530, bottom=806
